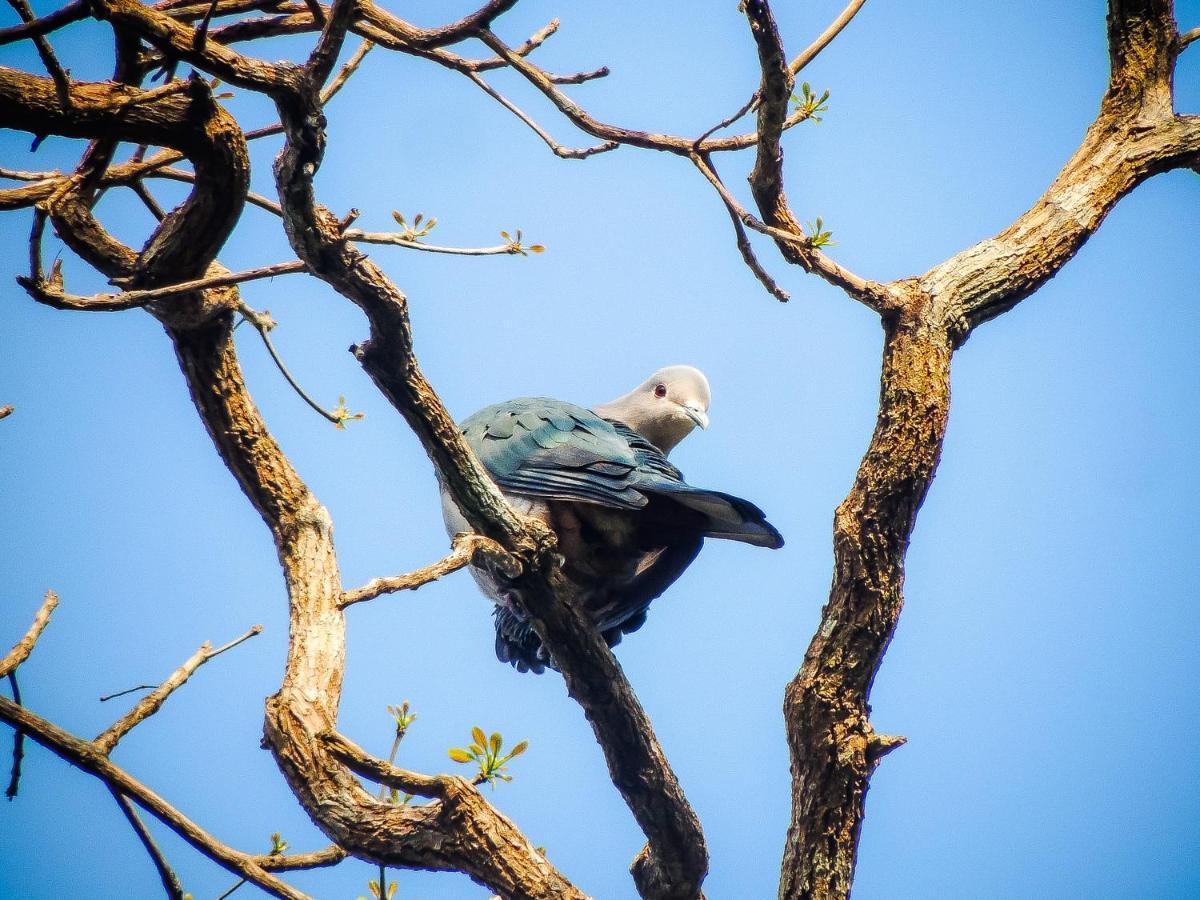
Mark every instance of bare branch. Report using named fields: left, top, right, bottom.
left=255, top=845, right=347, bottom=872
left=100, top=685, right=158, bottom=703
left=321, top=731, right=448, bottom=798
left=113, top=790, right=186, bottom=900
left=94, top=625, right=262, bottom=755
left=463, top=70, right=618, bottom=159
left=341, top=533, right=520, bottom=608
left=0, top=696, right=309, bottom=899
left=0, top=590, right=59, bottom=678
left=690, top=152, right=789, bottom=302
left=0, top=0, right=85, bottom=46
left=0, top=405, right=13, bottom=420
left=4, top=0, right=72, bottom=108
left=790, top=0, right=868, bottom=74
left=237, top=302, right=363, bottom=427
left=5, top=673, right=23, bottom=799
left=1181, top=25, right=1200, bottom=47
left=18, top=261, right=305, bottom=313
left=344, top=228, right=545, bottom=256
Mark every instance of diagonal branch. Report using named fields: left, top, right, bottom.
left=0, top=590, right=59, bottom=678
left=341, top=533, right=519, bottom=608
left=112, top=789, right=187, bottom=900
left=94, top=626, right=262, bottom=755
left=0, top=696, right=309, bottom=899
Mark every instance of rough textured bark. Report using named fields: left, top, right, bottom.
left=2, top=2, right=1198, bottom=898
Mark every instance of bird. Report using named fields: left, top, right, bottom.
left=440, top=365, right=783, bottom=673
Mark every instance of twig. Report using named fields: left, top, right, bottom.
left=254, top=845, right=347, bottom=871
left=321, top=731, right=448, bottom=799
left=237, top=303, right=358, bottom=426
left=94, top=625, right=262, bottom=755
left=99, top=684, right=157, bottom=703
left=321, top=37, right=373, bottom=98
left=4, top=0, right=72, bottom=108
left=463, top=70, right=618, bottom=160
left=0, top=166, right=61, bottom=181
left=0, top=696, right=309, bottom=899
left=18, top=260, right=306, bottom=313
left=151, top=166, right=284, bottom=217
left=192, top=0, right=221, bottom=50
left=548, top=65, right=609, bottom=85
left=216, top=877, right=247, bottom=899
left=790, top=0, right=868, bottom=73
left=343, top=229, right=539, bottom=256
left=0, top=0, right=85, bottom=46
left=0, top=590, right=59, bottom=678
left=341, top=533, right=520, bottom=608
left=1181, top=26, right=1200, bottom=49
left=6, top=673, right=23, bottom=800
left=690, top=152, right=789, bottom=301
left=113, top=790, right=186, bottom=900
left=306, top=0, right=356, bottom=84
left=129, top=180, right=166, bottom=221
left=0, top=405, right=12, bottom=420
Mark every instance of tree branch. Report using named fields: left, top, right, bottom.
left=341, top=533, right=519, bottom=608
left=112, top=789, right=187, bottom=900
left=0, top=590, right=59, bottom=678
left=94, top=626, right=262, bottom=755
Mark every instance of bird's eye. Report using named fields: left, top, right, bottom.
left=654, top=383, right=667, bottom=398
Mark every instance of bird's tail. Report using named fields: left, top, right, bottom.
left=643, top=482, right=784, bottom=549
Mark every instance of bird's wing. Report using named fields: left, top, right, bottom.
left=461, top=398, right=783, bottom=548
left=461, top=398, right=664, bottom=510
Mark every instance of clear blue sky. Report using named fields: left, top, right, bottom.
left=3, top=1, right=1199, bottom=897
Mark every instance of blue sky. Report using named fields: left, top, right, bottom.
left=2, top=1, right=1199, bottom=897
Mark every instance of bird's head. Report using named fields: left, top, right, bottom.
left=595, top=365, right=711, bottom=454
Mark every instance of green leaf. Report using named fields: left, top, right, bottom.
left=508, top=739, right=529, bottom=759
left=489, top=732, right=502, bottom=756
left=471, top=726, right=487, bottom=748
left=448, top=747, right=474, bottom=763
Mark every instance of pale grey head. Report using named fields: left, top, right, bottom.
left=593, top=365, right=711, bottom=454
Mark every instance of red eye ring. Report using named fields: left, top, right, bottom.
left=654, top=383, right=667, bottom=398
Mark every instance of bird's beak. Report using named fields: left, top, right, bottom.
left=683, top=404, right=709, bottom=430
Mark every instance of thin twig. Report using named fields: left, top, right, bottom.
left=0, top=590, right=59, bottom=678
left=790, top=0, right=869, bottom=73
left=6, top=673, right=23, bottom=800
left=0, top=0, right=85, bottom=46
left=341, top=534, right=519, bottom=608
left=690, top=152, right=789, bottom=301
left=0, top=166, right=61, bottom=181
left=100, top=685, right=157, bottom=703
left=0, top=405, right=13, bottom=420
left=0, top=697, right=309, bottom=899
left=254, top=845, right=347, bottom=871
left=548, top=65, right=609, bottom=85
left=129, top=180, right=166, bottom=221
left=5, top=0, right=72, bottom=108
left=113, top=791, right=186, bottom=900
left=237, top=303, right=358, bottom=426
left=1181, top=26, right=1200, bottom=48
left=94, top=625, right=262, bottom=755
left=463, top=70, right=618, bottom=159
left=343, top=229, right=536, bottom=256
left=19, top=261, right=306, bottom=313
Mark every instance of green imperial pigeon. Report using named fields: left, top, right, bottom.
left=441, top=366, right=783, bottom=673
